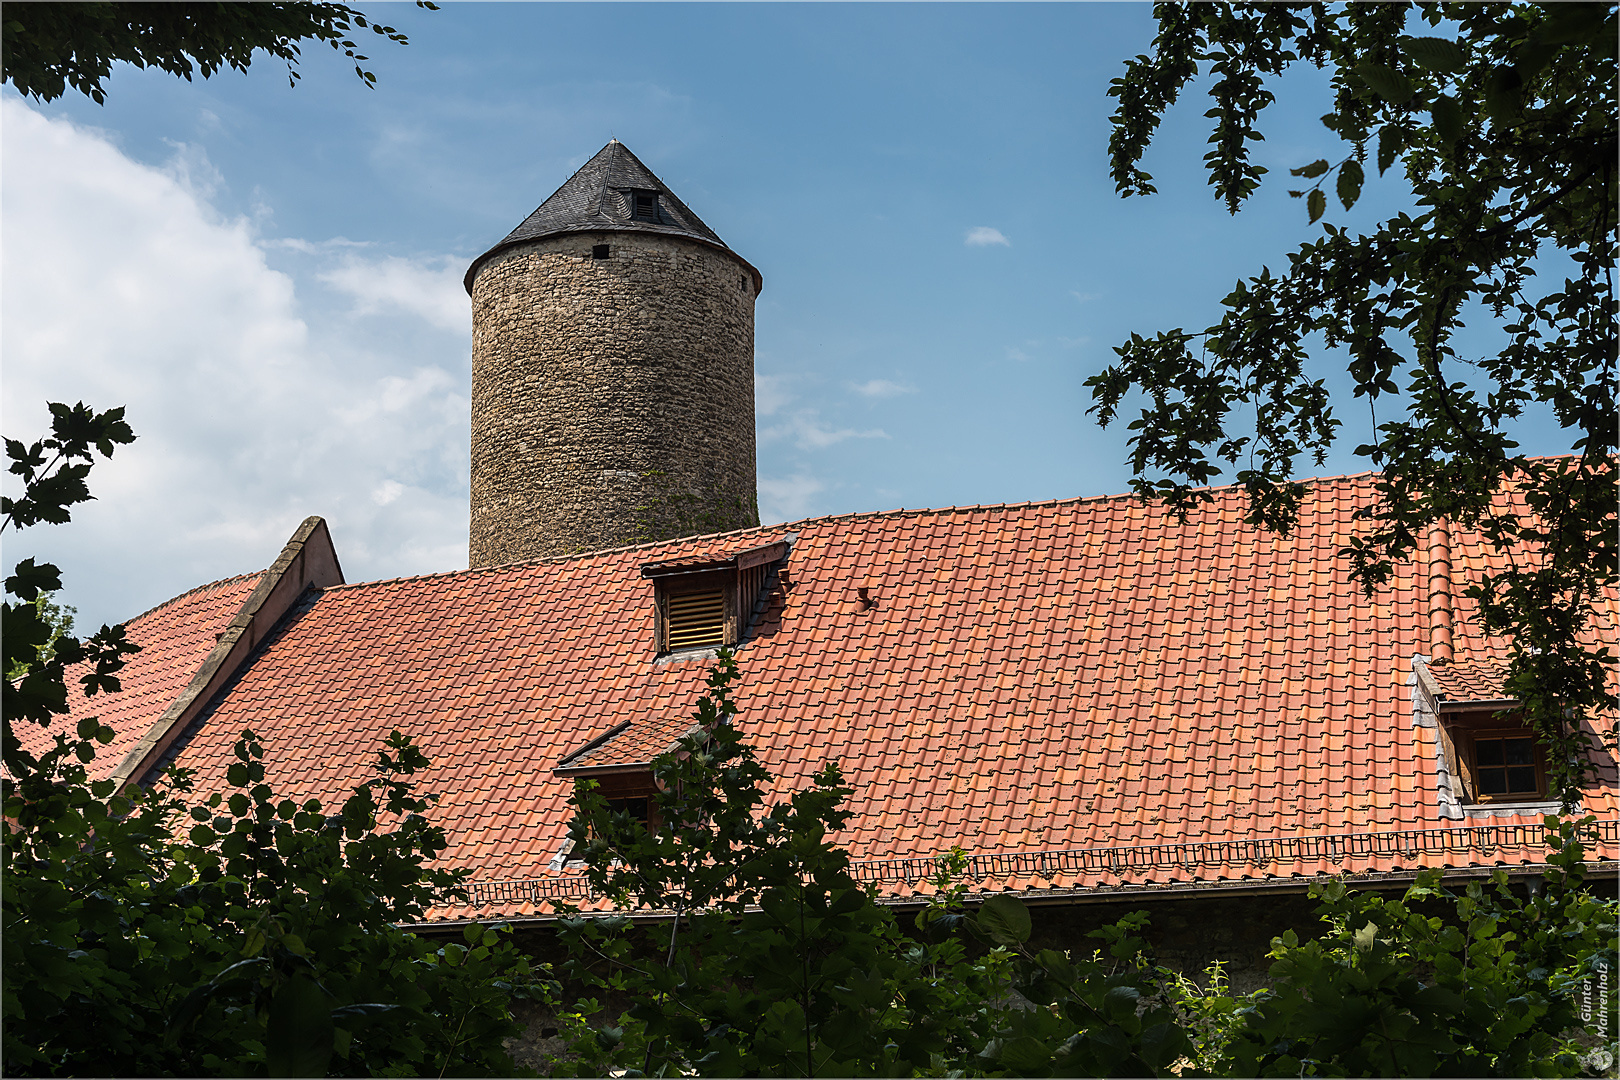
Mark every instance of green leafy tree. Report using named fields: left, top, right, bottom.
left=1092, top=3, right=1616, bottom=804
left=553, top=651, right=1196, bottom=1077
left=4, top=592, right=76, bottom=682
left=1213, top=819, right=1617, bottom=1077
left=2, top=0, right=437, bottom=104
left=964, top=900, right=1195, bottom=1077
left=553, top=653, right=982, bottom=1076
left=2, top=401, right=140, bottom=778
left=3, top=403, right=541, bottom=1076
left=4, top=726, right=541, bottom=1077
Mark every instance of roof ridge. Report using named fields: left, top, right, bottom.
left=763, top=465, right=1394, bottom=530
left=319, top=468, right=1406, bottom=596
left=323, top=520, right=798, bottom=593
left=121, top=570, right=264, bottom=627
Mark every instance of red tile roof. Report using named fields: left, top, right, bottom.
left=14, top=573, right=261, bottom=769
left=1425, top=660, right=1518, bottom=705
left=106, top=472, right=1620, bottom=917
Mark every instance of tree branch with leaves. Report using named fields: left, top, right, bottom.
left=1092, top=2, right=1617, bottom=805
left=2, top=0, right=438, bottom=104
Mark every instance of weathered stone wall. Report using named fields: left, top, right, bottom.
left=469, top=231, right=759, bottom=566
left=1025, top=890, right=1327, bottom=997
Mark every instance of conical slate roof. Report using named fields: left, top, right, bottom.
left=464, top=140, right=759, bottom=293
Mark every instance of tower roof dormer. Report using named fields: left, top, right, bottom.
left=464, top=140, right=759, bottom=294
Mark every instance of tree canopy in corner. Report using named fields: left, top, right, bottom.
left=1091, top=3, right=1617, bottom=804
left=1, top=1, right=435, bottom=104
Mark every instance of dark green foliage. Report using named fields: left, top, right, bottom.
left=3, top=402, right=140, bottom=778
left=1213, top=820, right=1617, bottom=1078
left=3, top=723, right=542, bottom=1077
left=1093, top=3, right=1617, bottom=804
left=1, top=1, right=437, bottom=104
left=4, top=591, right=76, bottom=682
left=966, top=904, right=1195, bottom=1078
left=2, top=402, right=540, bottom=1076
left=552, top=651, right=1198, bottom=1077
left=2, top=400, right=135, bottom=530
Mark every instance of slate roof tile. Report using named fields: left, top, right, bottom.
left=464, top=139, right=759, bottom=294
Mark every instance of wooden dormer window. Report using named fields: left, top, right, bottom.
left=642, top=540, right=789, bottom=656
left=1413, top=658, right=1556, bottom=810
left=548, top=764, right=661, bottom=867
left=632, top=190, right=661, bottom=222
left=593, top=771, right=660, bottom=829
left=1453, top=719, right=1549, bottom=802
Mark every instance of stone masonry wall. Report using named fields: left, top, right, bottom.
left=469, top=231, right=759, bottom=566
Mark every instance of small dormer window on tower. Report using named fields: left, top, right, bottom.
left=632, top=190, right=661, bottom=222
left=642, top=540, right=789, bottom=656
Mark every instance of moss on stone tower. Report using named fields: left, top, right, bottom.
left=464, top=141, right=762, bottom=567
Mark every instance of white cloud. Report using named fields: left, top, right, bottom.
left=761, top=411, right=888, bottom=451
left=1005, top=346, right=1032, bottom=363
left=758, top=472, right=826, bottom=523
left=755, top=371, right=794, bottom=418
left=372, top=480, right=406, bottom=506
left=850, top=378, right=915, bottom=398
left=1070, top=290, right=1101, bottom=303
left=965, top=226, right=1010, bottom=247
left=160, top=138, right=227, bottom=201
left=1, top=99, right=471, bottom=631
left=319, top=252, right=469, bottom=332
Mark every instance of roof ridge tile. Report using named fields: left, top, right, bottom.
left=123, top=570, right=265, bottom=626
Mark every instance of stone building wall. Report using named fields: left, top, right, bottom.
left=1024, top=889, right=1327, bottom=997
left=469, top=230, right=759, bottom=566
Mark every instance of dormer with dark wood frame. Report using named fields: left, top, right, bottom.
left=1413, top=657, right=1559, bottom=816
left=641, top=539, right=788, bottom=656
left=554, top=721, right=664, bottom=822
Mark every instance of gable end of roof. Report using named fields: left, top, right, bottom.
left=109, top=516, right=346, bottom=793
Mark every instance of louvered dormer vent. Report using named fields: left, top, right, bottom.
left=642, top=540, right=789, bottom=656
left=632, top=190, right=660, bottom=222
left=666, top=591, right=726, bottom=650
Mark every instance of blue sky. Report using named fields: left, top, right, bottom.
left=2, top=3, right=1571, bottom=631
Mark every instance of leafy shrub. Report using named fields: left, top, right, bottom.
left=3, top=721, right=544, bottom=1077
left=3, top=402, right=541, bottom=1077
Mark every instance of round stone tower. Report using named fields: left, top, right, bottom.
left=464, top=140, right=762, bottom=567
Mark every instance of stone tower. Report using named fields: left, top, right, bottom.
left=464, top=140, right=762, bottom=567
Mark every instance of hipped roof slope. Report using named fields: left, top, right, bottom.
left=140, top=472, right=1616, bottom=916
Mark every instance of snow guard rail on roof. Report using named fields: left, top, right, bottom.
left=442, top=818, right=1620, bottom=912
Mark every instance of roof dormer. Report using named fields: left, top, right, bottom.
left=641, top=539, right=788, bottom=657
left=1413, top=657, right=1562, bottom=818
